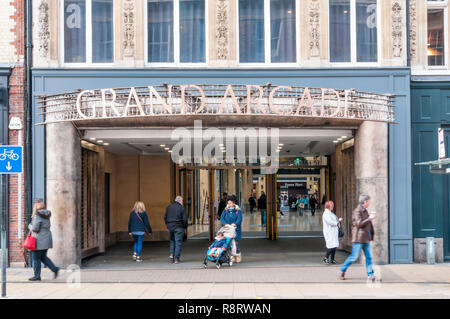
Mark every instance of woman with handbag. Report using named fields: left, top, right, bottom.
left=27, top=201, right=59, bottom=281
left=322, top=200, right=343, bottom=265
left=128, top=201, right=152, bottom=262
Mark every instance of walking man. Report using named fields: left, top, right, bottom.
left=339, top=195, right=377, bottom=281
left=164, top=196, right=188, bottom=264
left=258, top=191, right=267, bottom=226
left=217, top=192, right=228, bottom=220
left=309, top=195, right=317, bottom=216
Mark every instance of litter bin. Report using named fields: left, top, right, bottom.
left=426, top=237, right=436, bottom=264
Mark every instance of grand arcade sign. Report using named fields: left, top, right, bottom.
left=37, top=84, right=395, bottom=124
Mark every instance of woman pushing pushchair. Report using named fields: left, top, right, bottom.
left=203, top=224, right=236, bottom=269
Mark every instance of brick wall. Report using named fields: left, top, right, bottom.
left=7, top=0, right=26, bottom=265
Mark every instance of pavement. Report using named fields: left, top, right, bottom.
left=1, top=238, right=450, bottom=299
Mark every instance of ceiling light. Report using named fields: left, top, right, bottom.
left=103, top=143, right=109, bottom=146
left=97, top=140, right=103, bottom=143
left=168, top=150, right=172, bottom=153
left=165, top=147, right=169, bottom=150
left=341, top=136, right=347, bottom=139
left=160, top=144, right=165, bottom=147
left=333, top=141, right=338, bottom=143
left=89, top=138, right=96, bottom=141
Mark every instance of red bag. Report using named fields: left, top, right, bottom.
left=23, top=232, right=36, bottom=251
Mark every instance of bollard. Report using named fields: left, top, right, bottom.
left=426, top=237, right=436, bottom=264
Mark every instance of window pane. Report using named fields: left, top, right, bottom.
left=356, top=0, right=377, bottom=62
left=64, top=0, right=86, bottom=63
left=239, top=0, right=265, bottom=63
left=329, top=0, right=351, bottom=62
left=148, top=0, right=174, bottom=63
left=180, top=0, right=205, bottom=63
left=92, top=0, right=113, bottom=63
left=270, top=0, right=296, bottom=63
left=428, top=9, right=445, bottom=66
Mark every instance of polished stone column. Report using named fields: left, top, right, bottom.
left=354, top=121, right=389, bottom=265
left=46, top=123, right=81, bottom=267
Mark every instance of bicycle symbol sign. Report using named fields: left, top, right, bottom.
left=0, top=146, right=23, bottom=174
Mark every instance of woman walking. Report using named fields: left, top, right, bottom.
left=220, top=195, right=243, bottom=255
left=128, top=201, right=152, bottom=262
left=28, top=201, right=59, bottom=281
left=322, top=201, right=343, bottom=265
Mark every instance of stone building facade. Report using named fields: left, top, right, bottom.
left=2, top=0, right=448, bottom=266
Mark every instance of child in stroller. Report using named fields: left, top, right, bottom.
left=203, top=225, right=236, bottom=269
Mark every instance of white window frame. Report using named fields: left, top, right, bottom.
left=60, top=0, right=115, bottom=67
left=144, top=0, right=209, bottom=67
left=329, top=0, right=381, bottom=67
left=426, top=0, right=449, bottom=70
left=237, top=0, right=301, bottom=68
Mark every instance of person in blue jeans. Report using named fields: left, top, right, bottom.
left=164, top=196, right=188, bottom=264
left=128, top=201, right=152, bottom=262
left=340, top=195, right=377, bottom=282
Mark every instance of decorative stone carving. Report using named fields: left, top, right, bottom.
left=392, top=2, right=402, bottom=58
left=309, top=0, right=320, bottom=58
left=216, top=0, right=229, bottom=60
left=409, top=0, right=417, bottom=61
left=123, top=0, right=135, bottom=58
left=38, top=1, right=50, bottom=58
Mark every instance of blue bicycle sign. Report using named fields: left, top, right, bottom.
left=0, top=146, right=23, bottom=174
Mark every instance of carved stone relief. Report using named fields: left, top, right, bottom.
left=309, top=0, right=320, bottom=58
left=409, top=0, right=417, bottom=61
left=392, top=2, right=402, bottom=58
left=38, top=1, right=50, bottom=58
left=216, top=0, right=229, bottom=60
left=123, top=0, right=135, bottom=58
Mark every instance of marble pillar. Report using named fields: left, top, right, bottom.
left=355, top=121, right=389, bottom=264
left=46, top=123, right=81, bottom=267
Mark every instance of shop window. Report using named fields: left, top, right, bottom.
left=329, top=0, right=378, bottom=64
left=427, top=0, right=448, bottom=67
left=146, top=0, right=206, bottom=64
left=63, top=0, right=114, bottom=64
left=239, top=0, right=297, bottom=64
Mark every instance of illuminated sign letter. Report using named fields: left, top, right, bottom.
left=124, top=87, right=146, bottom=117
left=246, top=85, right=265, bottom=114
left=180, top=85, right=206, bottom=114
left=295, top=87, right=314, bottom=116
left=148, top=85, right=173, bottom=115
left=76, top=90, right=95, bottom=119
left=101, top=88, right=121, bottom=118
left=269, top=86, right=292, bottom=115
left=219, top=85, right=241, bottom=114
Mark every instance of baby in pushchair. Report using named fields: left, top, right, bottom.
left=203, top=225, right=236, bottom=269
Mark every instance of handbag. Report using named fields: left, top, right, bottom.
left=23, top=231, right=36, bottom=251
left=338, top=223, right=345, bottom=238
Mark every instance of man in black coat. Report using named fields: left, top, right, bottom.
left=217, top=192, right=228, bottom=220
left=164, top=196, right=188, bottom=264
left=258, top=191, right=267, bottom=226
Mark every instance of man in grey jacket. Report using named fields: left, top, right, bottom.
left=28, top=201, right=59, bottom=281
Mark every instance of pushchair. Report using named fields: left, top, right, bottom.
left=202, top=225, right=236, bottom=269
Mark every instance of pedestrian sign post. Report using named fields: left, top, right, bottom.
left=0, top=145, right=22, bottom=298
left=0, top=146, right=23, bottom=174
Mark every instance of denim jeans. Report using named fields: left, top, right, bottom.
left=260, top=209, right=266, bottom=226
left=133, top=234, right=144, bottom=256
left=341, top=242, right=374, bottom=276
left=31, top=249, right=57, bottom=279
left=169, top=228, right=185, bottom=259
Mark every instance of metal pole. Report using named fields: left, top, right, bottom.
left=1, top=174, right=6, bottom=297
